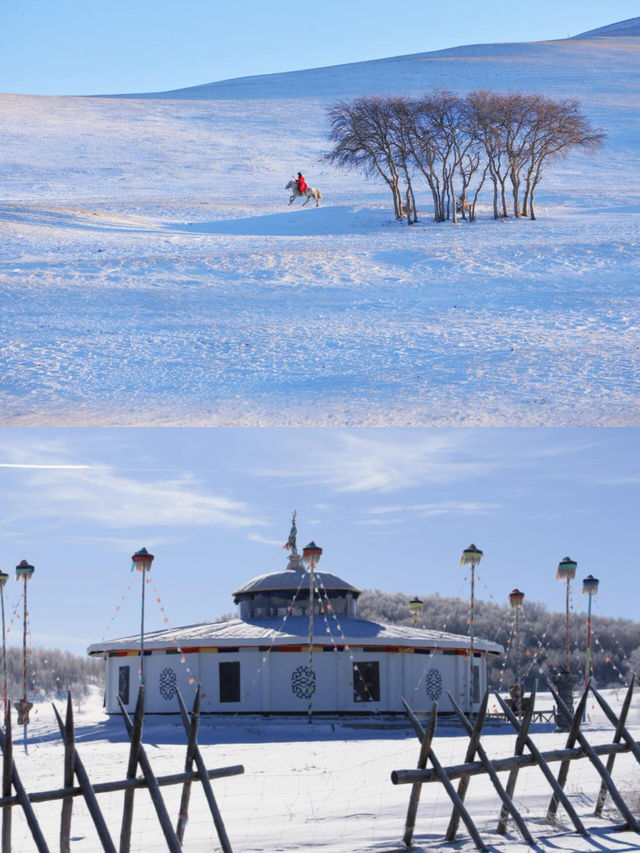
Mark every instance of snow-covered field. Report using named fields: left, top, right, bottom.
left=1, top=35, right=639, bottom=425
left=11, top=686, right=640, bottom=851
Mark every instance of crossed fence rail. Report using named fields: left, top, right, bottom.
left=0, top=685, right=243, bottom=852
left=392, top=676, right=640, bottom=849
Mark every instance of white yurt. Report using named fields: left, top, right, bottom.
left=88, top=525, right=502, bottom=716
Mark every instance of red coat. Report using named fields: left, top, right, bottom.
left=297, top=175, right=308, bottom=193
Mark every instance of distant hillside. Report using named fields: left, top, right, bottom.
left=357, top=590, right=640, bottom=690
left=109, top=25, right=640, bottom=102
left=573, top=17, right=640, bottom=39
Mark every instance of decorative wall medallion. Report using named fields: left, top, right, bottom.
left=425, top=667, right=443, bottom=701
left=159, top=666, right=177, bottom=701
left=291, top=665, right=317, bottom=699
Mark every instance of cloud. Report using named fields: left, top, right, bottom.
left=259, top=431, right=498, bottom=494
left=0, top=439, right=264, bottom=531
left=248, top=532, right=287, bottom=547
left=0, top=463, right=91, bottom=469
left=14, top=466, right=262, bottom=529
left=364, top=501, right=501, bottom=518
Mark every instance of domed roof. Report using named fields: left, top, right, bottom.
left=232, top=551, right=360, bottom=598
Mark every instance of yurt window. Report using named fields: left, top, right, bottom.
left=219, top=661, right=240, bottom=703
left=118, top=665, right=130, bottom=705
left=353, top=661, right=380, bottom=702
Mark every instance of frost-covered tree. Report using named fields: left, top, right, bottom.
left=327, top=89, right=604, bottom=223
left=327, top=97, right=405, bottom=219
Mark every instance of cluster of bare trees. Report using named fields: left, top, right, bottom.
left=327, top=90, right=604, bottom=223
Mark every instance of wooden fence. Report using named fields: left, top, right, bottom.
left=391, top=676, right=639, bottom=850
left=0, top=685, right=243, bottom=852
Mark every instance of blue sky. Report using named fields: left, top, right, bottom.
left=1, top=0, right=637, bottom=95
left=0, top=428, right=637, bottom=654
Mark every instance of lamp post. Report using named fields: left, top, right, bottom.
left=0, top=571, right=8, bottom=714
left=554, top=556, right=577, bottom=730
left=408, top=596, right=423, bottom=626
left=131, top=547, right=154, bottom=689
left=582, top=574, right=599, bottom=694
left=461, top=544, right=483, bottom=714
left=15, top=559, right=34, bottom=752
left=508, top=588, right=525, bottom=721
left=302, top=541, right=322, bottom=724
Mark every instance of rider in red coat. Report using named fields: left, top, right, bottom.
left=296, top=171, right=308, bottom=193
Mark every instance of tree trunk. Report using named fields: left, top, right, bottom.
left=500, top=180, right=508, bottom=218
left=490, top=177, right=499, bottom=220
left=511, top=175, right=521, bottom=218
left=450, top=175, right=458, bottom=224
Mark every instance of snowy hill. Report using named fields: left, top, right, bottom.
left=0, top=26, right=639, bottom=426
left=572, top=16, right=640, bottom=38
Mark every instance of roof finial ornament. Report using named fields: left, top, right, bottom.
left=283, top=510, right=298, bottom=555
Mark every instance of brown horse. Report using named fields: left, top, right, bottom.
left=285, top=179, right=322, bottom=207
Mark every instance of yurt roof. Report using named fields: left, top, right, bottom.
left=88, top=616, right=503, bottom=655
left=232, top=567, right=361, bottom=597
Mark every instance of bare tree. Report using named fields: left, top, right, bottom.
left=326, top=89, right=604, bottom=225
left=521, top=97, right=604, bottom=219
left=388, top=97, right=419, bottom=224
left=403, top=91, right=462, bottom=222
left=326, top=97, right=405, bottom=219
left=467, top=90, right=511, bottom=219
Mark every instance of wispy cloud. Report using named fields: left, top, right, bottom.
left=248, top=532, right=286, bottom=547
left=0, top=463, right=91, bottom=469
left=0, top=438, right=263, bottom=531
left=364, top=501, right=501, bottom=518
left=259, top=432, right=498, bottom=494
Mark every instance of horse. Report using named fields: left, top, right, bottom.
left=285, top=179, right=322, bottom=207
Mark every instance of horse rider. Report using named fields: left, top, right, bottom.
left=296, top=171, right=308, bottom=193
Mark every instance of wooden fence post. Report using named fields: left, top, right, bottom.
left=60, top=693, right=75, bottom=853
left=492, top=690, right=587, bottom=834
left=2, top=703, right=11, bottom=853
left=445, top=691, right=488, bottom=842
left=589, top=682, right=640, bottom=766
left=119, top=687, right=145, bottom=853
left=546, top=683, right=588, bottom=822
left=118, top=698, right=182, bottom=853
left=402, top=701, right=437, bottom=848
left=594, top=677, right=635, bottom=817
left=176, top=686, right=201, bottom=843
left=496, top=682, right=536, bottom=834
left=0, top=704, right=49, bottom=853
left=52, top=702, right=117, bottom=853
left=447, top=691, right=535, bottom=845
left=175, top=688, right=234, bottom=853
left=401, top=698, right=487, bottom=851
left=548, top=682, right=640, bottom=832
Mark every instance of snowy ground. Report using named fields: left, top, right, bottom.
left=1, top=36, right=639, bottom=425
left=10, top=685, right=640, bottom=852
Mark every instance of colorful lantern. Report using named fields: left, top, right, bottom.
left=460, top=544, right=483, bottom=566
left=556, top=556, right=577, bottom=580
left=509, top=588, right=525, bottom=609
left=131, top=547, right=154, bottom=573
left=582, top=574, right=599, bottom=596
left=408, top=596, right=424, bottom=616
left=302, top=541, right=323, bottom=568
left=15, top=559, right=34, bottom=580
